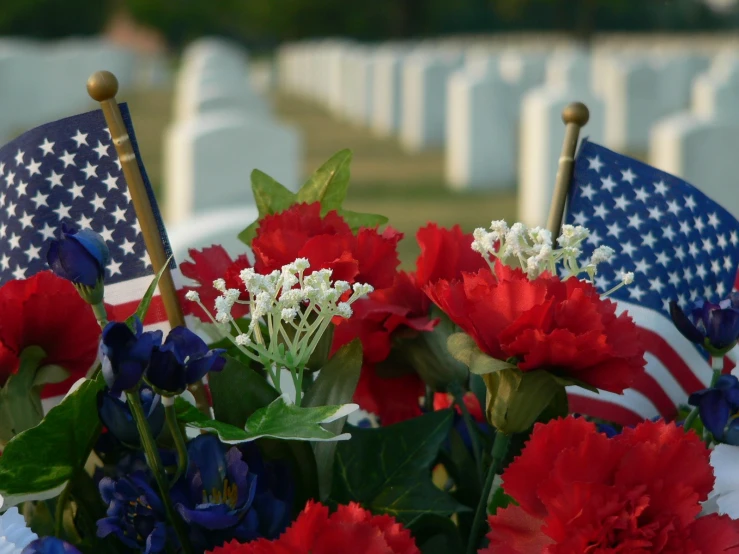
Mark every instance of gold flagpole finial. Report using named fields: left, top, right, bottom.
left=546, top=101, right=590, bottom=238
left=87, top=70, right=210, bottom=413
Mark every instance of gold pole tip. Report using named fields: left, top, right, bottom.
left=562, top=102, right=590, bottom=127
left=87, top=71, right=119, bottom=102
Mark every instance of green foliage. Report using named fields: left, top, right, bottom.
left=303, top=339, right=363, bottom=500
left=175, top=395, right=358, bottom=443
left=447, top=332, right=518, bottom=375
left=238, top=150, right=387, bottom=246
left=0, top=374, right=104, bottom=507
left=0, top=0, right=112, bottom=38
left=209, top=355, right=279, bottom=426
left=330, top=410, right=469, bottom=526
left=127, top=257, right=172, bottom=329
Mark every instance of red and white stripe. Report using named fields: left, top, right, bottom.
left=568, top=299, right=738, bottom=426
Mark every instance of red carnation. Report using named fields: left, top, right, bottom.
left=481, top=417, right=739, bottom=553
left=415, top=223, right=488, bottom=289
left=331, top=224, right=486, bottom=424
left=180, top=245, right=251, bottom=321
left=0, top=271, right=100, bottom=395
left=207, top=500, right=419, bottom=554
left=252, top=203, right=401, bottom=290
left=426, top=261, right=645, bottom=394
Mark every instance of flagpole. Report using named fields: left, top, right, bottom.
left=546, top=102, right=589, bottom=237
left=86, top=70, right=210, bottom=413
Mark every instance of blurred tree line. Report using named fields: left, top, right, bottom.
left=0, top=0, right=732, bottom=48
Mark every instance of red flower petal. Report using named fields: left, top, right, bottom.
left=352, top=365, right=423, bottom=425
left=415, top=224, right=487, bottom=288
left=482, top=507, right=553, bottom=554
left=180, top=245, right=251, bottom=321
left=0, top=271, right=99, bottom=394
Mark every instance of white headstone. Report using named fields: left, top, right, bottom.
left=163, top=111, right=302, bottom=226
left=518, top=50, right=605, bottom=227
left=649, top=58, right=739, bottom=220
left=602, top=58, right=663, bottom=153
left=371, top=49, right=407, bottom=137
left=400, top=53, right=462, bottom=152
left=168, top=206, right=259, bottom=261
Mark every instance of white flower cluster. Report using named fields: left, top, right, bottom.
left=186, top=258, right=373, bottom=404
left=471, top=220, right=634, bottom=293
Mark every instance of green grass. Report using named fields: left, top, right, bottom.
left=121, top=87, right=517, bottom=268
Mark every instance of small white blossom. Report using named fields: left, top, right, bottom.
left=293, top=258, right=310, bottom=272
left=235, top=334, right=251, bottom=346
left=621, top=271, right=635, bottom=285
left=213, top=278, right=226, bottom=292
left=215, top=312, right=230, bottom=324
left=281, top=307, right=298, bottom=321
left=336, top=302, right=352, bottom=319
left=185, top=290, right=200, bottom=302
left=590, top=245, right=615, bottom=266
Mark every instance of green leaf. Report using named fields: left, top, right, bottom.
left=296, top=149, right=352, bottom=213
left=338, top=209, right=389, bottom=231
left=209, top=355, right=279, bottom=427
left=237, top=170, right=297, bottom=245
left=0, top=346, right=49, bottom=442
left=32, top=365, right=70, bottom=387
left=0, top=374, right=104, bottom=508
left=447, top=333, right=518, bottom=375
left=330, top=410, right=469, bottom=526
left=488, top=486, right=516, bottom=516
left=303, top=339, right=363, bottom=500
left=409, top=514, right=464, bottom=554
left=127, top=256, right=173, bottom=328
left=176, top=395, right=358, bottom=443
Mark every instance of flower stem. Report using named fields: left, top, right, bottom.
left=164, top=399, right=189, bottom=486
left=54, top=482, right=71, bottom=538
left=126, top=391, right=194, bottom=554
left=449, top=381, right=483, bottom=484
left=91, top=302, right=108, bottom=329
left=466, top=431, right=511, bottom=554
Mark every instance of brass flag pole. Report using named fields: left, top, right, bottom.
left=86, top=70, right=209, bottom=413
left=546, top=102, right=590, bottom=238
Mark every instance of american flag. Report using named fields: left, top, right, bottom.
left=0, top=105, right=179, bottom=403
left=564, top=139, right=739, bottom=426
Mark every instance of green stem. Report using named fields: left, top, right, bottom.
left=449, top=381, right=483, bottom=484
left=164, top=400, right=189, bottom=486
left=295, top=365, right=305, bottom=406
left=126, top=391, right=195, bottom=554
left=54, top=483, right=71, bottom=538
left=91, top=302, right=108, bottom=328
left=466, top=432, right=511, bottom=554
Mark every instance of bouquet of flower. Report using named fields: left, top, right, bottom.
left=3, top=146, right=739, bottom=554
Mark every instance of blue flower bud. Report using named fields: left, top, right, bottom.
left=47, top=223, right=109, bottom=289
left=100, top=318, right=162, bottom=394
left=145, top=326, right=225, bottom=396
left=98, top=386, right=165, bottom=447
left=670, top=297, right=739, bottom=356
left=688, top=375, right=739, bottom=439
left=21, top=537, right=83, bottom=554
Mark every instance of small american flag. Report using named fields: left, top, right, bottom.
left=0, top=105, right=178, bottom=402
left=564, top=139, right=739, bottom=426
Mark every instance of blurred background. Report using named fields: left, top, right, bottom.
left=2, top=0, right=739, bottom=265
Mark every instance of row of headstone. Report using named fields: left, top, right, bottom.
left=276, top=38, right=739, bottom=230
left=0, top=37, right=166, bottom=144
left=164, top=38, right=303, bottom=261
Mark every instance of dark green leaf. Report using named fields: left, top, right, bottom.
left=488, top=486, right=516, bottom=515
left=409, top=514, right=464, bottom=554
left=296, top=149, right=352, bottom=213
left=303, top=339, right=362, bottom=500
left=209, top=355, right=279, bottom=427
left=0, top=374, right=104, bottom=507
left=127, top=256, right=172, bottom=328
left=330, top=410, right=469, bottom=525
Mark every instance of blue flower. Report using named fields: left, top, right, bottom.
left=238, top=442, right=294, bottom=538
left=146, top=326, right=226, bottom=396
left=100, top=318, right=162, bottom=394
left=170, top=434, right=258, bottom=551
left=97, top=472, right=168, bottom=554
left=46, top=223, right=109, bottom=288
left=688, top=375, right=739, bottom=439
left=21, top=537, right=82, bottom=554
left=670, top=295, right=739, bottom=355
left=98, top=386, right=165, bottom=446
